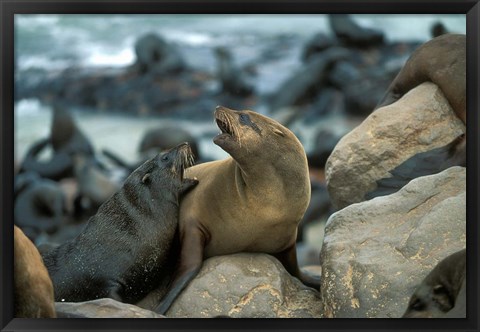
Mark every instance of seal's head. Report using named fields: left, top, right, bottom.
left=145, top=142, right=194, bottom=183
left=213, top=105, right=303, bottom=165
left=122, top=142, right=195, bottom=205
left=402, top=283, right=455, bottom=318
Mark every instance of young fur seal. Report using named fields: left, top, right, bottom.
left=155, top=106, right=314, bottom=314
left=402, top=249, right=466, bottom=318
left=42, top=143, right=198, bottom=303
left=14, top=225, right=56, bottom=318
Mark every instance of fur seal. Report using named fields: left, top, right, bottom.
left=134, top=33, right=186, bottom=75
left=214, top=46, right=253, bottom=96
left=139, top=126, right=201, bottom=161
left=102, top=125, right=201, bottom=174
left=72, top=153, right=121, bottom=215
left=42, top=143, right=197, bottom=303
left=20, top=105, right=95, bottom=181
left=377, top=34, right=466, bottom=124
left=402, top=249, right=466, bottom=318
left=329, top=14, right=384, bottom=48
left=374, top=34, right=466, bottom=190
left=14, top=175, right=68, bottom=241
left=14, top=225, right=56, bottom=318
left=155, top=106, right=315, bottom=314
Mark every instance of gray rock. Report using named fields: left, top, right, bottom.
left=320, top=167, right=466, bottom=318
left=166, top=253, right=322, bottom=318
left=326, top=82, right=465, bottom=210
left=55, top=298, right=165, bottom=318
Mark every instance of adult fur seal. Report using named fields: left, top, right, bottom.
left=214, top=46, right=253, bottom=97
left=14, top=175, right=68, bottom=241
left=155, top=106, right=314, bottom=314
left=20, top=105, right=95, bottom=181
left=14, top=226, right=56, bottom=318
left=72, top=153, right=121, bottom=215
left=42, top=143, right=197, bottom=303
left=377, top=34, right=466, bottom=124
left=376, top=34, right=465, bottom=158
left=402, top=249, right=466, bottom=318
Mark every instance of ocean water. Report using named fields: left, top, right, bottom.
left=14, top=14, right=466, bottom=163
left=15, top=14, right=466, bottom=72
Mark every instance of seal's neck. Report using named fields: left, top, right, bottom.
left=233, top=153, right=309, bottom=202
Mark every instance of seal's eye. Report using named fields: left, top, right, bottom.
left=239, top=113, right=249, bottom=125
left=141, top=173, right=151, bottom=184
left=161, top=155, right=169, bottom=162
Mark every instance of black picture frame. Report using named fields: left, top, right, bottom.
left=1, top=1, right=479, bottom=332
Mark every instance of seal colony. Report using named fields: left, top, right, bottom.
left=155, top=106, right=315, bottom=314
left=41, top=143, right=197, bottom=303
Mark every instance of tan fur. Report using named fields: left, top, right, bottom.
left=180, top=107, right=311, bottom=257
left=14, top=226, right=56, bottom=318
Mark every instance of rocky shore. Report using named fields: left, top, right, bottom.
left=14, top=15, right=466, bottom=319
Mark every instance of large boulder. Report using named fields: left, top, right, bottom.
left=55, top=298, right=165, bottom=318
left=320, top=167, right=466, bottom=318
left=326, top=82, right=465, bottom=210
left=165, top=253, right=322, bottom=318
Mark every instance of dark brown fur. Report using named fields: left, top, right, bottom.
left=42, top=144, right=197, bottom=304
left=403, top=249, right=466, bottom=318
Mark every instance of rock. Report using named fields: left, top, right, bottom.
left=165, top=253, right=322, bottom=318
left=55, top=298, right=165, bottom=318
left=296, top=242, right=321, bottom=267
left=327, top=60, right=361, bottom=89
left=297, top=180, right=332, bottom=243
left=326, top=82, right=465, bottom=210
left=320, top=167, right=466, bottom=318
left=269, top=47, right=350, bottom=111
left=301, top=32, right=337, bottom=62
left=307, top=129, right=343, bottom=169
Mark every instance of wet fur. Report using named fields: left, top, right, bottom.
left=42, top=144, right=197, bottom=304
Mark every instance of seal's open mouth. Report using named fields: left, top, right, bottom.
left=216, top=118, right=232, bottom=136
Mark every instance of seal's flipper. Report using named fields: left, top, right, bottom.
left=273, top=243, right=320, bottom=290
left=21, top=150, right=73, bottom=181
left=155, top=224, right=206, bottom=315
left=366, top=135, right=466, bottom=200
left=179, top=178, right=199, bottom=196
left=107, top=283, right=124, bottom=302
left=102, top=148, right=137, bottom=172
